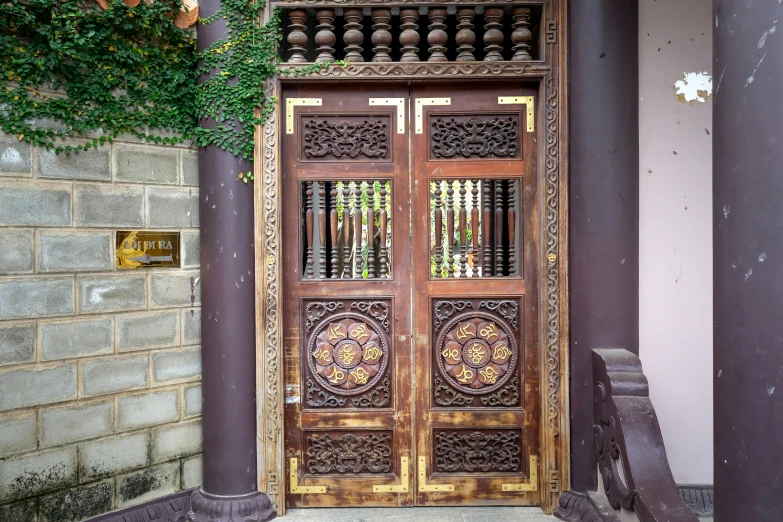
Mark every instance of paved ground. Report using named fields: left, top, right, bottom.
left=281, top=507, right=558, bottom=521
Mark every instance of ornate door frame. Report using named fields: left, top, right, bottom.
left=253, top=0, right=569, bottom=514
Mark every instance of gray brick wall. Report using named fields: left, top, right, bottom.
left=0, top=132, right=202, bottom=521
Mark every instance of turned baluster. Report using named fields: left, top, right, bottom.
left=434, top=182, right=444, bottom=277
left=458, top=181, right=468, bottom=277
left=371, top=9, right=393, bottom=63
left=446, top=180, right=455, bottom=277
left=286, top=10, right=308, bottom=64
left=507, top=180, right=517, bottom=276
left=379, top=183, right=389, bottom=278
left=511, top=7, right=533, bottom=61
left=366, top=183, right=376, bottom=278
left=342, top=183, right=352, bottom=278
left=483, top=8, right=504, bottom=61
left=399, top=8, right=421, bottom=62
left=494, top=180, right=505, bottom=276
left=318, top=182, right=327, bottom=279
left=427, top=7, right=448, bottom=62
left=482, top=180, right=493, bottom=276
left=314, top=9, right=336, bottom=64
left=304, top=181, right=314, bottom=279
left=455, top=8, right=476, bottom=61
left=343, top=8, right=365, bottom=63
left=471, top=180, right=480, bottom=277
left=329, top=183, right=339, bottom=278
left=354, top=182, right=364, bottom=277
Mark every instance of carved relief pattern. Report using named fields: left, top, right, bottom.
left=306, top=378, right=346, bottom=408
left=434, top=374, right=473, bottom=407
left=434, top=430, right=522, bottom=473
left=480, top=373, right=520, bottom=406
left=303, top=118, right=389, bottom=159
left=435, top=311, right=517, bottom=395
left=305, top=432, right=393, bottom=474
left=431, top=116, right=519, bottom=159
left=261, top=79, right=282, bottom=509
left=350, top=301, right=390, bottom=333
left=479, top=300, right=519, bottom=331
left=305, top=301, right=344, bottom=333
left=309, top=312, right=389, bottom=395
left=544, top=73, right=560, bottom=433
left=351, top=376, right=391, bottom=408
left=433, top=300, right=473, bottom=332
left=277, top=62, right=550, bottom=79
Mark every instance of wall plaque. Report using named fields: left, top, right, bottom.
left=116, top=231, right=180, bottom=269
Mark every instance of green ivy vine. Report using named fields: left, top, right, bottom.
left=1, top=0, right=198, bottom=153
left=1, top=0, right=340, bottom=171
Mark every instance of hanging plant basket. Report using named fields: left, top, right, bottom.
left=175, top=0, right=199, bottom=28
left=95, top=0, right=109, bottom=10
left=122, top=0, right=141, bottom=6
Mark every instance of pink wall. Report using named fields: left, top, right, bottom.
left=639, top=0, right=713, bottom=485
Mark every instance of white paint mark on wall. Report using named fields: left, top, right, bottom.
left=758, top=23, right=778, bottom=49
left=745, top=52, right=767, bottom=89
left=1, top=147, right=22, bottom=165
left=759, top=253, right=767, bottom=263
left=674, top=72, right=713, bottom=104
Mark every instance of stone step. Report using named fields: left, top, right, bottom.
left=283, top=507, right=558, bottom=521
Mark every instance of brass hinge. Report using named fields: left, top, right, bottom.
left=498, top=96, right=535, bottom=133
left=373, top=456, right=410, bottom=493
left=289, top=458, right=326, bottom=494
left=369, top=98, right=406, bottom=134
left=286, top=98, right=322, bottom=134
left=501, top=455, right=539, bottom=492
left=418, top=456, right=455, bottom=493
left=414, top=97, right=451, bottom=134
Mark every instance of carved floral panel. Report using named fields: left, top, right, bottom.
left=305, top=431, right=393, bottom=475
left=430, top=114, right=520, bottom=160
left=433, top=429, right=523, bottom=473
left=301, top=115, right=392, bottom=162
left=432, top=298, right=522, bottom=408
left=303, top=299, right=393, bottom=409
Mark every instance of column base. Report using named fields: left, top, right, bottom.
left=555, top=491, right=621, bottom=522
left=188, top=489, right=276, bottom=522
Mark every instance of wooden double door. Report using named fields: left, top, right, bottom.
left=282, top=82, right=540, bottom=508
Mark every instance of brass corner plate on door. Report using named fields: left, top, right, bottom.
left=501, top=455, right=539, bottom=492
left=369, top=98, right=406, bottom=134
left=286, top=98, right=322, bottom=134
left=414, top=98, right=451, bottom=134
left=498, top=96, right=535, bottom=132
left=373, top=456, right=410, bottom=493
left=289, top=458, right=327, bottom=494
left=418, top=456, right=454, bottom=493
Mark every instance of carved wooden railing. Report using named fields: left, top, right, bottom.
left=588, top=349, right=698, bottom=522
left=280, top=5, right=540, bottom=65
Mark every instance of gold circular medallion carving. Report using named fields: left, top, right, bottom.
left=436, top=312, right=517, bottom=395
left=309, top=312, right=388, bottom=396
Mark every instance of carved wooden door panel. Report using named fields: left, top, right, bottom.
left=282, top=84, right=414, bottom=508
left=411, top=83, right=540, bottom=506
left=282, top=82, right=539, bottom=508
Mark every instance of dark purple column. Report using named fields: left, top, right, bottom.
left=714, top=2, right=783, bottom=521
left=190, top=1, right=275, bottom=520
left=566, top=0, right=639, bottom=496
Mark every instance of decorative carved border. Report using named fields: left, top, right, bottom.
left=257, top=0, right=569, bottom=515
left=273, top=0, right=545, bottom=5
left=277, top=62, right=551, bottom=81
